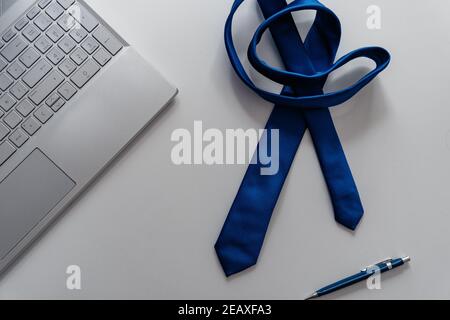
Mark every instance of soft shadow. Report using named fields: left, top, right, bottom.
left=210, top=43, right=273, bottom=122
left=328, top=67, right=391, bottom=142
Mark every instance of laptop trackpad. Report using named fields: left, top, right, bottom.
left=0, top=149, right=75, bottom=260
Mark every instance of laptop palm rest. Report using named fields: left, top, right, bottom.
left=0, top=149, right=76, bottom=260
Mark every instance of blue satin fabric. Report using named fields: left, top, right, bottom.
left=215, top=0, right=390, bottom=277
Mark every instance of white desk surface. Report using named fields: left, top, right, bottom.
left=0, top=0, right=449, bottom=299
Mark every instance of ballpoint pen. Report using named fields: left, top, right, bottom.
left=306, top=256, right=411, bottom=300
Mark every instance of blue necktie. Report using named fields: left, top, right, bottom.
left=215, top=0, right=391, bottom=277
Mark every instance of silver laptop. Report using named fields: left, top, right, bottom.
left=0, top=0, right=178, bottom=275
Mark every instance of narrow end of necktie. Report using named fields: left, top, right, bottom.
left=332, top=193, right=364, bottom=231
left=214, top=241, right=258, bottom=277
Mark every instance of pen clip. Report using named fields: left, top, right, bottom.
left=361, top=258, right=392, bottom=272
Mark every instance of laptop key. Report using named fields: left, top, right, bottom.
left=4, top=111, right=22, bottom=129
left=35, top=35, right=53, bottom=53
left=70, top=59, right=100, bottom=88
left=58, top=35, right=76, bottom=54
left=10, top=82, right=29, bottom=100
left=68, top=4, right=99, bottom=32
left=3, top=29, right=17, bottom=43
left=22, top=24, right=40, bottom=42
left=39, top=0, right=53, bottom=9
left=0, top=141, right=16, bottom=166
left=69, top=26, right=88, bottom=43
left=29, top=70, right=64, bottom=105
left=0, top=93, right=16, bottom=112
left=20, top=47, right=40, bottom=68
left=16, top=100, right=35, bottom=117
left=22, top=117, right=41, bottom=136
left=15, top=17, right=29, bottom=31
left=34, top=13, right=53, bottom=31
left=46, top=2, right=65, bottom=20
left=58, top=0, right=75, bottom=10
left=58, top=14, right=76, bottom=32
left=34, top=105, right=53, bottom=123
left=7, top=61, right=25, bottom=79
left=46, top=24, right=64, bottom=43
left=46, top=47, right=65, bottom=65
left=70, top=47, right=87, bottom=65
left=59, top=59, right=76, bottom=76
left=50, top=98, right=65, bottom=112
left=23, top=59, right=52, bottom=88
left=0, top=73, right=13, bottom=91
left=58, top=82, right=77, bottom=100
left=1, top=36, right=28, bottom=62
left=0, top=123, right=10, bottom=141
left=9, top=129, right=29, bottom=148
left=93, top=48, right=112, bottom=66
left=0, top=58, right=7, bottom=71
left=27, top=7, right=41, bottom=20
left=81, top=37, right=99, bottom=54
left=46, top=93, right=61, bottom=107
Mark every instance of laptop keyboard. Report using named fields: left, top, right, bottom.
left=0, top=0, right=123, bottom=167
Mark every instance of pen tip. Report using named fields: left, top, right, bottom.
left=305, top=293, right=319, bottom=300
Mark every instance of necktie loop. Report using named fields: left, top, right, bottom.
left=225, top=0, right=391, bottom=109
